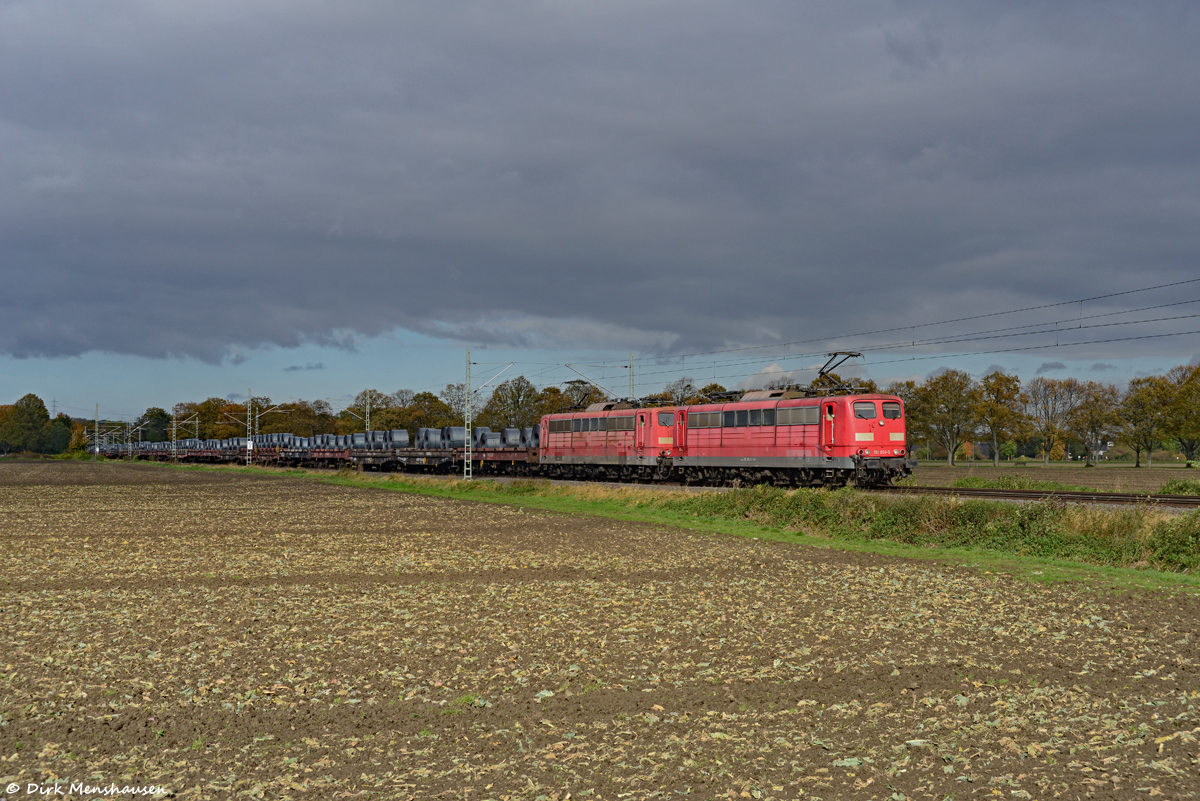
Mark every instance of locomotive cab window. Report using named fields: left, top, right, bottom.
left=657, top=412, right=673, bottom=426
left=883, top=402, right=902, bottom=419
left=853, top=402, right=877, bottom=419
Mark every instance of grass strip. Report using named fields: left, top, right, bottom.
left=948, top=474, right=1091, bottom=492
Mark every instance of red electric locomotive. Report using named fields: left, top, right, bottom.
left=538, top=355, right=913, bottom=487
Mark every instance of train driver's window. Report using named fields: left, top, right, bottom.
left=883, top=402, right=902, bottom=419
left=853, top=402, right=877, bottom=419
left=657, top=412, right=673, bottom=426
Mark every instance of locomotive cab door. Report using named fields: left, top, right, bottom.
left=635, top=413, right=646, bottom=454
left=675, top=411, right=687, bottom=454
left=822, top=403, right=835, bottom=451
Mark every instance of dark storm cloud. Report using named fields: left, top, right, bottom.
left=1036, top=361, right=1068, bottom=374
left=2, top=1, right=1199, bottom=362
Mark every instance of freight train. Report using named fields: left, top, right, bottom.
left=99, top=386, right=914, bottom=487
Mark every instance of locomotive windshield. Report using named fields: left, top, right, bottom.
left=883, top=402, right=902, bottom=419
left=853, top=402, right=878, bottom=419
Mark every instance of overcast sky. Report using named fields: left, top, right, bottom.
left=3, top=1, right=1199, bottom=416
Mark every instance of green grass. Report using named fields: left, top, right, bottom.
left=145, top=461, right=1200, bottom=594
left=948, top=475, right=1091, bottom=492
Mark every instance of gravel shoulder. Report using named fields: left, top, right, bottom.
left=2, top=461, right=1199, bottom=800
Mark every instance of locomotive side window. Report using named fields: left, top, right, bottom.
left=777, top=406, right=819, bottom=425
left=749, top=409, right=761, bottom=426
left=763, top=409, right=775, bottom=426
left=853, top=402, right=878, bottom=419
left=573, top=418, right=581, bottom=432
left=736, top=410, right=748, bottom=427
left=723, top=411, right=735, bottom=427
left=598, top=417, right=607, bottom=431
left=882, top=402, right=902, bottom=419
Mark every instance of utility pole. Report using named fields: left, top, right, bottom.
left=366, top=394, right=371, bottom=433
left=630, top=353, right=635, bottom=399
left=95, top=404, right=100, bottom=459
left=246, top=388, right=253, bottom=467
left=464, top=349, right=472, bottom=480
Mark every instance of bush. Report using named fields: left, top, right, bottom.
left=1159, top=478, right=1200, bottom=496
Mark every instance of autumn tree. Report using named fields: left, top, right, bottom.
left=1116, top=376, right=1173, bottom=467
left=47, top=413, right=72, bottom=453
left=391, top=389, right=416, bottom=408
left=912, top=370, right=979, bottom=465
left=0, top=394, right=51, bottom=452
left=535, top=387, right=575, bottom=417
left=188, top=397, right=232, bottom=439
left=0, top=405, right=10, bottom=454
left=973, top=372, right=1029, bottom=466
left=69, top=421, right=88, bottom=453
left=663, top=376, right=697, bottom=405
left=260, top=399, right=337, bottom=437
left=1165, top=365, right=1200, bottom=465
left=439, top=383, right=489, bottom=426
left=378, top=392, right=454, bottom=440
left=478, top=376, right=541, bottom=429
left=564, top=380, right=607, bottom=408
left=136, top=408, right=172, bottom=442
left=211, top=402, right=249, bottom=440
left=1024, top=377, right=1083, bottom=464
left=1066, top=381, right=1120, bottom=466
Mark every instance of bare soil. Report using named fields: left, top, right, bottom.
left=910, top=462, right=1193, bottom=493
left=1, top=460, right=1198, bottom=800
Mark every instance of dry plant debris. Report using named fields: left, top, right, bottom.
left=1, top=461, right=1199, bottom=800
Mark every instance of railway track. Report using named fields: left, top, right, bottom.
left=880, top=485, right=1200, bottom=508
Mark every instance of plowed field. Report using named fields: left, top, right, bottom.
left=1, top=461, right=1198, bottom=799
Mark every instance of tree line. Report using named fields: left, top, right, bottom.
left=0, top=395, right=78, bottom=454
left=887, top=366, right=1200, bottom=467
